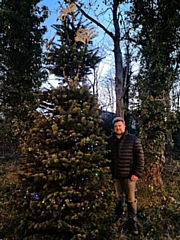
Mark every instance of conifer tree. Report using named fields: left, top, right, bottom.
left=0, top=0, right=48, bottom=128
left=45, top=4, right=101, bottom=83
left=9, top=82, right=117, bottom=239
left=8, top=3, right=118, bottom=240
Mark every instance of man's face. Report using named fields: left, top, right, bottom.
left=114, top=121, right=126, bottom=136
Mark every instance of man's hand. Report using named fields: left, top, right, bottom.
left=131, top=175, right=139, bottom=182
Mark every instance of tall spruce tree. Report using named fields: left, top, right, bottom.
left=45, top=8, right=102, bottom=83
left=8, top=4, right=117, bottom=240
left=9, top=84, right=116, bottom=240
left=0, top=0, right=48, bottom=132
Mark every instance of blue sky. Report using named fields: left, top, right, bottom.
left=38, top=1, right=127, bottom=112
left=39, top=0, right=59, bottom=39
left=39, top=0, right=115, bottom=108
left=39, top=0, right=111, bottom=45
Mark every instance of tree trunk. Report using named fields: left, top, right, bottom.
left=77, top=0, right=125, bottom=116
left=144, top=161, right=163, bottom=187
left=113, top=0, right=124, bottom=117
left=114, top=44, right=124, bottom=117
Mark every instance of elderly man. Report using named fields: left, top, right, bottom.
left=106, top=117, right=144, bottom=235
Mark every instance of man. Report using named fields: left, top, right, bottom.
left=106, top=117, right=144, bottom=235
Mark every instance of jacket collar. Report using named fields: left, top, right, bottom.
left=112, top=130, right=128, bottom=139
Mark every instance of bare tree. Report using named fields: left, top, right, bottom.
left=76, top=0, right=125, bottom=116
left=54, top=0, right=132, bottom=117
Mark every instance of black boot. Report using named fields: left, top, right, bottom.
left=115, top=199, right=125, bottom=225
left=115, top=200, right=123, bottom=217
left=127, top=200, right=139, bottom=235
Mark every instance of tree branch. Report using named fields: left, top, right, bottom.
left=76, top=4, right=114, bottom=40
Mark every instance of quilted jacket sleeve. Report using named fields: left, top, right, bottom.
left=132, top=138, right=144, bottom=178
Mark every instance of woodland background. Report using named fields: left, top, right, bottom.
left=0, top=0, right=180, bottom=239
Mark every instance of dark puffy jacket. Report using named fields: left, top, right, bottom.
left=106, top=131, right=144, bottom=179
